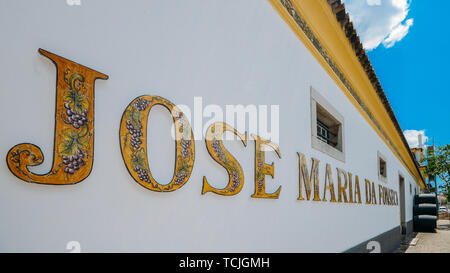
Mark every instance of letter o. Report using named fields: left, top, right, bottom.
left=119, top=95, right=195, bottom=192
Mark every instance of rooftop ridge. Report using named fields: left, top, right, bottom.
left=326, top=0, right=425, bottom=184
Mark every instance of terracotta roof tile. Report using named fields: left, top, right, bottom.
left=325, top=0, right=424, bottom=183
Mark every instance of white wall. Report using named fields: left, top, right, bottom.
left=0, top=0, right=418, bottom=252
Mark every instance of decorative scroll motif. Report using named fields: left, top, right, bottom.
left=278, top=0, right=416, bottom=179
left=202, top=122, right=247, bottom=196
left=6, top=48, right=108, bottom=185
left=252, top=135, right=282, bottom=199
left=119, top=95, right=195, bottom=192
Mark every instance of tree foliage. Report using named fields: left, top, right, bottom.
left=422, top=144, right=450, bottom=199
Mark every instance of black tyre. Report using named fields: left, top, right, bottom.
left=413, top=204, right=438, bottom=216
left=414, top=194, right=437, bottom=205
left=413, top=215, right=437, bottom=231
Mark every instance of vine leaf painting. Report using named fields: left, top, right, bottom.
left=6, top=48, right=108, bottom=185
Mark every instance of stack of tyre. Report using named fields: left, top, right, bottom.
left=413, top=194, right=437, bottom=231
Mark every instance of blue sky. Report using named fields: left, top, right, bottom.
left=344, top=0, right=450, bottom=190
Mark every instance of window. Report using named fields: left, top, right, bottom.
left=377, top=152, right=387, bottom=183
left=379, top=158, right=387, bottom=177
left=410, top=183, right=412, bottom=194
left=316, top=106, right=340, bottom=148
left=310, top=87, right=345, bottom=162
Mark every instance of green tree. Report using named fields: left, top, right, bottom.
left=422, top=144, right=450, bottom=200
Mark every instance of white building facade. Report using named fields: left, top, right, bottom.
left=0, top=0, right=424, bottom=252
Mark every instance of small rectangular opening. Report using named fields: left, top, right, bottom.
left=379, top=157, right=387, bottom=178
left=310, top=87, right=345, bottom=162
left=316, top=104, right=342, bottom=151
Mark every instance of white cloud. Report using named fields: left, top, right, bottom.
left=404, top=130, right=428, bottom=148
left=342, top=0, right=414, bottom=50
left=382, top=18, right=414, bottom=48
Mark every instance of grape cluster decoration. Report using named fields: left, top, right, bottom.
left=123, top=99, right=152, bottom=183
left=174, top=112, right=192, bottom=186
left=174, top=170, right=187, bottom=185
left=211, top=140, right=225, bottom=162
left=134, top=98, right=149, bottom=111
left=65, top=102, right=88, bottom=129
left=123, top=97, right=194, bottom=190
left=229, top=170, right=240, bottom=192
left=180, top=140, right=191, bottom=159
left=134, top=166, right=150, bottom=182
left=257, top=160, right=264, bottom=192
left=126, top=98, right=149, bottom=150
left=62, top=149, right=86, bottom=174
left=59, top=70, right=91, bottom=177
left=126, top=120, right=143, bottom=149
left=210, top=138, right=241, bottom=193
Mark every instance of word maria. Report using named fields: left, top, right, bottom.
left=298, top=153, right=398, bottom=206
left=6, top=49, right=398, bottom=205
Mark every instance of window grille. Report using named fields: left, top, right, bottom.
left=317, top=119, right=337, bottom=147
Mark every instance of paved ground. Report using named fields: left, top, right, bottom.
left=397, top=220, right=450, bottom=253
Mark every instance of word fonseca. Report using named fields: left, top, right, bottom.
left=6, top=49, right=397, bottom=205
